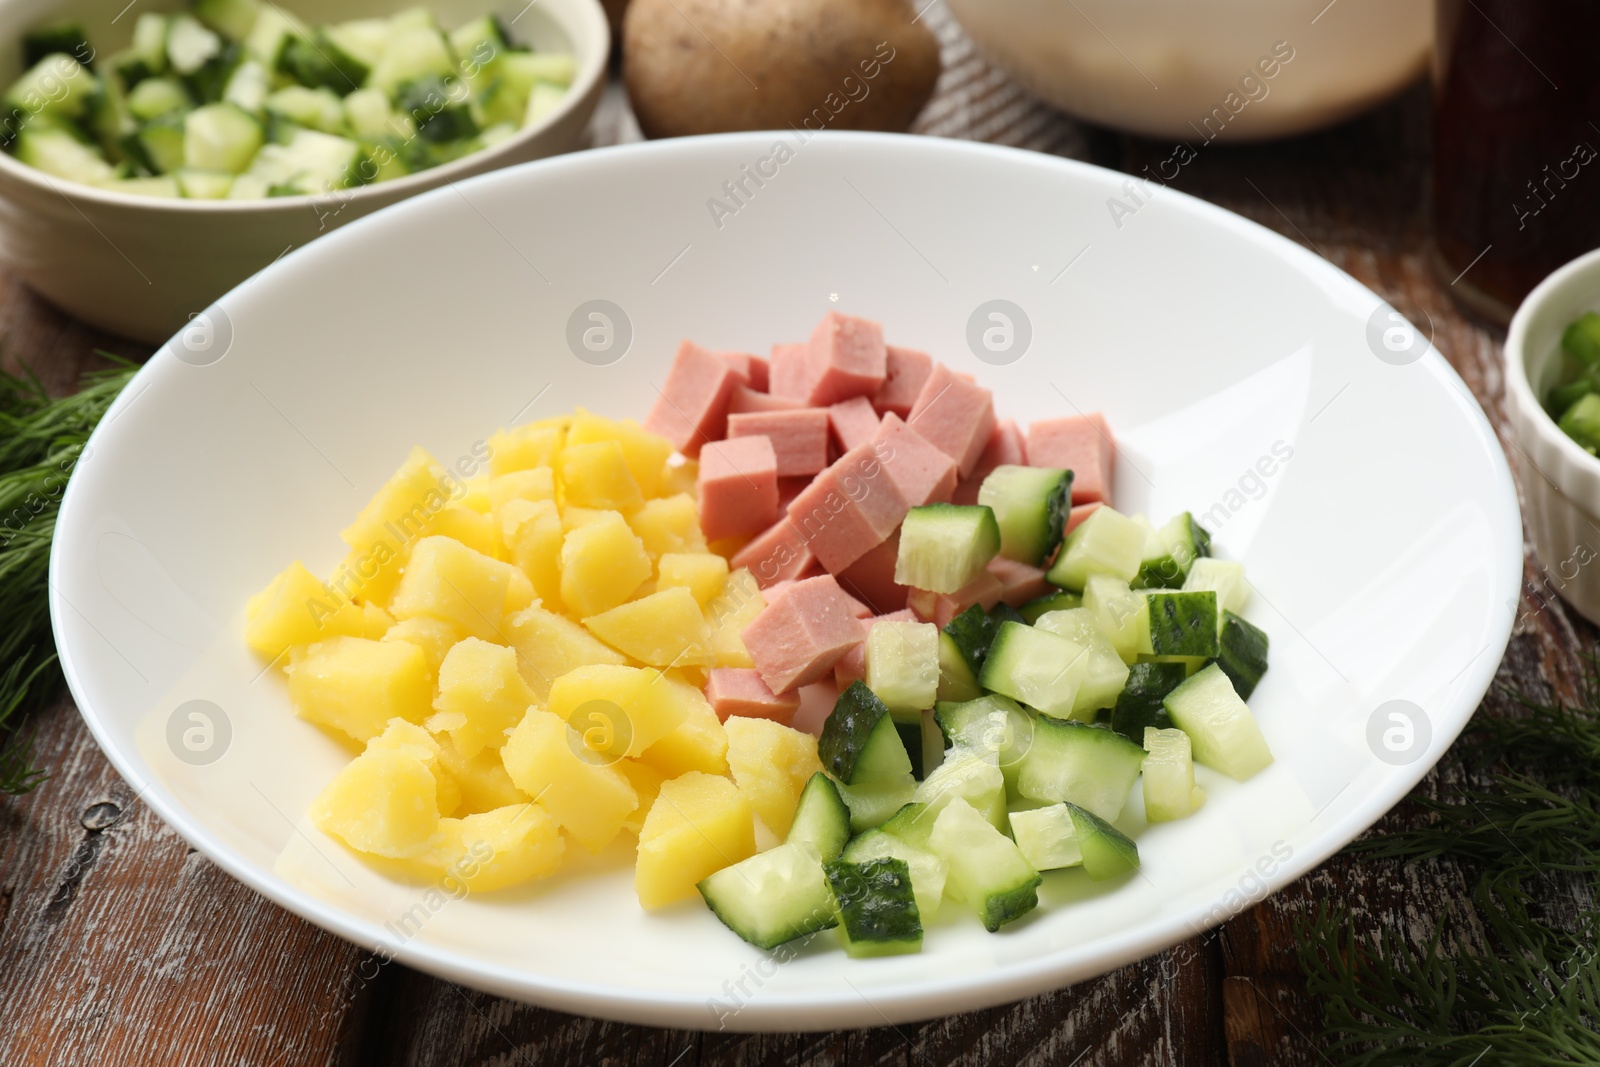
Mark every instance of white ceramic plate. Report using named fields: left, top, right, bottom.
left=51, top=132, right=1520, bottom=1031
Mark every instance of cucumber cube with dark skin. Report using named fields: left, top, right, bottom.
left=1146, top=591, right=1220, bottom=657
left=24, top=24, right=94, bottom=69
left=1110, top=661, right=1187, bottom=742
left=1548, top=378, right=1597, bottom=420
left=989, top=601, right=1027, bottom=628
left=278, top=31, right=370, bottom=95
left=1214, top=610, right=1269, bottom=699
left=396, top=75, right=478, bottom=143
left=942, top=603, right=997, bottom=673
left=185, top=41, right=242, bottom=105
left=786, top=772, right=852, bottom=860
left=1560, top=393, right=1600, bottom=454
left=1019, top=590, right=1082, bottom=624
left=823, top=857, right=923, bottom=957
left=1563, top=311, right=1600, bottom=365
left=819, top=681, right=911, bottom=785
left=1064, top=802, right=1140, bottom=880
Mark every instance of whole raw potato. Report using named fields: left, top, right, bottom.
left=623, top=0, right=942, bottom=138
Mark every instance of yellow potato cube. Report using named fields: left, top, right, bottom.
left=332, top=545, right=407, bottom=608
left=367, top=717, right=462, bottom=816
left=489, top=467, right=555, bottom=512
left=559, top=440, right=645, bottom=511
left=635, top=771, right=756, bottom=909
left=310, top=747, right=441, bottom=859
left=288, top=636, right=431, bottom=743
left=582, top=588, right=715, bottom=668
left=500, top=709, right=637, bottom=851
left=546, top=664, right=690, bottom=757
left=637, top=680, right=728, bottom=778
left=424, top=505, right=504, bottom=560
left=706, top=568, right=765, bottom=669
left=566, top=409, right=672, bottom=497
left=618, top=760, right=666, bottom=835
left=342, top=446, right=450, bottom=556
left=488, top=424, right=565, bottom=476
left=627, top=494, right=707, bottom=560
left=560, top=505, right=612, bottom=531
left=659, top=457, right=698, bottom=499
left=656, top=552, right=729, bottom=607
left=435, top=735, right=532, bottom=814
left=245, top=561, right=393, bottom=661
left=558, top=512, right=652, bottom=618
left=724, top=718, right=823, bottom=837
left=499, top=498, right=563, bottom=606
left=502, top=604, right=627, bottom=702
left=416, top=803, right=565, bottom=892
left=381, top=616, right=463, bottom=683
left=459, top=474, right=493, bottom=513
left=390, top=536, right=529, bottom=641
left=428, top=638, right=536, bottom=758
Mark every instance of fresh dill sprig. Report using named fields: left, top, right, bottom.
left=1295, top=655, right=1600, bottom=1063
left=0, top=356, right=136, bottom=794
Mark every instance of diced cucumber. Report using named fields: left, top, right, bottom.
left=1550, top=378, right=1596, bottom=419
left=85, top=77, right=133, bottom=156
left=978, top=621, right=1089, bottom=719
left=175, top=168, right=233, bottom=198
left=222, top=59, right=269, bottom=114
left=1033, top=607, right=1131, bottom=718
left=265, top=86, right=344, bottom=133
left=354, top=139, right=411, bottom=184
left=246, top=127, right=358, bottom=194
left=879, top=801, right=937, bottom=850
left=498, top=50, right=578, bottom=92
left=477, top=74, right=530, bottom=127
left=698, top=841, right=837, bottom=950
left=936, top=695, right=1032, bottom=768
left=1143, top=726, right=1204, bottom=822
left=1560, top=394, right=1600, bottom=453
left=1047, top=505, right=1144, bottom=591
left=368, top=26, right=455, bottom=97
left=787, top=772, right=852, bottom=860
left=978, top=465, right=1072, bottom=565
left=824, top=857, right=923, bottom=957
left=166, top=15, right=224, bottom=76
left=1163, top=663, right=1273, bottom=780
left=819, top=681, right=912, bottom=785
left=1008, top=803, right=1083, bottom=871
left=1183, top=558, right=1249, bottom=615
left=865, top=620, right=939, bottom=718
left=1019, top=590, right=1081, bottom=624
left=398, top=75, right=479, bottom=143
left=16, top=126, right=117, bottom=184
left=841, top=829, right=947, bottom=918
left=936, top=631, right=983, bottom=702
left=102, top=174, right=181, bottom=197
left=1143, top=591, right=1220, bottom=657
left=117, top=14, right=171, bottom=85
left=226, top=171, right=271, bottom=198
left=1064, top=802, right=1140, bottom=880
left=127, top=78, right=192, bottom=121
left=943, top=603, right=997, bottom=674
left=929, top=797, right=1041, bottom=931
left=1564, top=311, right=1600, bottom=365
left=836, top=776, right=917, bottom=833
left=449, top=15, right=510, bottom=61
left=127, top=115, right=187, bottom=174
left=243, top=6, right=307, bottom=68
left=184, top=103, right=261, bottom=173
left=195, top=0, right=262, bottom=42
left=1015, top=717, right=1145, bottom=821
left=895, top=504, right=1001, bottom=594
left=990, top=601, right=1027, bottom=628
left=278, top=30, right=370, bottom=95
left=1132, top=512, right=1211, bottom=589
left=1084, top=574, right=1148, bottom=664
left=6, top=54, right=94, bottom=121
left=326, top=19, right=394, bottom=68
left=23, top=23, right=93, bottom=69
left=343, top=87, right=394, bottom=139
left=1109, top=661, right=1185, bottom=741
left=1215, top=610, right=1269, bottom=699
left=914, top=753, right=1006, bottom=829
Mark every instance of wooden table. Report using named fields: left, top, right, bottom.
left=0, top=14, right=1582, bottom=1065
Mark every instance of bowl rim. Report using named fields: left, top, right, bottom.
left=1504, top=246, right=1600, bottom=478
left=0, top=0, right=610, bottom=213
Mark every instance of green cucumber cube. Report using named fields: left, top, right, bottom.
left=1560, top=393, right=1600, bottom=453
left=184, top=103, right=261, bottom=173
left=17, top=126, right=116, bottom=185
left=1143, top=726, right=1204, bottom=822
left=914, top=752, right=1006, bottom=829
left=865, top=620, right=939, bottom=717
left=1047, top=506, right=1144, bottom=591
left=1163, top=664, right=1273, bottom=780
left=786, top=772, right=851, bottom=860
left=1215, top=610, right=1269, bottom=699
left=1563, top=311, right=1600, bottom=365
left=1064, top=802, right=1140, bottom=880
left=942, top=603, right=997, bottom=673
left=1182, top=558, right=1249, bottom=615
left=1019, top=590, right=1081, bottom=623
left=841, top=829, right=947, bottom=918
left=1109, top=661, right=1186, bottom=741
left=368, top=26, right=454, bottom=97
left=1083, top=574, right=1148, bottom=663
left=1008, top=803, right=1084, bottom=871
left=895, top=503, right=1001, bottom=594
left=1133, top=512, right=1211, bottom=589
left=195, top=0, right=262, bottom=42
left=1143, top=591, right=1220, bottom=657
left=929, top=797, right=1041, bottom=931
left=936, top=630, right=982, bottom=702
left=1033, top=607, right=1131, bottom=717
left=127, top=77, right=192, bottom=121
left=977, top=464, right=1072, bottom=565
left=835, top=775, right=918, bottom=833
left=1015, top=717, right=1146, bottom=821
left=824, top=857, right=923, bottom=957
left=699, top=841, right=837, bottom=950
left=819, top=681, right=911, bottom=784
left=978, top=621, right=1089, bottom=719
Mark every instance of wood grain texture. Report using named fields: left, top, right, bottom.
left=0, top=13, right=1589, bottom=1065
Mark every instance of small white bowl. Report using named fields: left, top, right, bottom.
left=1505, top=247, right=1600, bottom=624
left=0, top=0, right=608, bottom=342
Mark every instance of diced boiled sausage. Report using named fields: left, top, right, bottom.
left=1028, top=413, right=1115, bottom=506
left=907, top=362, right=997, bottom=477
left=696, top=436, right=779, bottom=541
left=741, top=574, right=866, bottom=693
left=644, top=340, right=740, bottom=456
left=727, top=409, right=831, bottom=477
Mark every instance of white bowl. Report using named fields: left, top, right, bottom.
left=51, top=131, right=1520, bottom=1030
left=0, top=0, right=608, bottom=343
left=1504, top=247, right=1600, bottom=624
left=946, top=0, right=1432, bottom=141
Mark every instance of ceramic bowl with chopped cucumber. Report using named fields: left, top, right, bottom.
left=0, top=0, right=606, bottom=342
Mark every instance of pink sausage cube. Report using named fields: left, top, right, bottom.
left=828, top=396, right=881, bottom=453
left=729, top=385, right=804, bottom=415
left=785, top=442, right=909, bottom=573
left=954, top=419, right=1029, bottom=504
left=768, top=342, right=811, bottom=401
left=742, top=574, right=866, bottom=693
left=731, top=516, right=815, bottom=588
left=908, top=569, right=1004, bottom=627
left=873, top=345, right=934, bottom=418
left=987, top=556, right=1053, bottom=606
left=873, top=413, right=958, bottom=507
left=727, top=409, right=831, bottom=478
left=697, top=436, right=779, bottom=542
left=644, top=340, right=740, bottom=457
left=831, top=620, right=870, bottom=688
left=1066, top=501, right=1102, bottom=534
left=836, top=528, right=910, bottom=614
left=777, top=475, right=809, bottom=511
left=907, top=363, right=997, bottom=478
left=705, top=668, right=802, bottom=725
left=718, top=351, right=769, bottom=391
left=1028, top=413, right=1115, bottom=506
left=803, top=312, right=888, bottom=406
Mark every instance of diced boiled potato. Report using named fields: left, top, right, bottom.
left=366, top=717, right=461, bottom=816
left=559, top=440, right=644, bottom=511
left=618, top=760, right=666, bottom=835
left=424, top=505, right=504, bottom=560
left=635, top=771, right=756, bottom=909
left=707, top=568, right=764, bottom=668
left=582, top=588, right=715, bottom=668
left=245, top=560, right=392, bottom=661
left=565, top=409, right=672, bottom=497
left=342, top=446, right=449, bottom=556
left=390, top=536, right=532, bottom=641
left=627, top=494, right=707, bottom=559
left=659, top=457, right=697, bottom=499
left=288, top=636, right=431, bottom=743
left=559, top=512, right=652, bottom=617
left=502, top=604, right=626, bottom=703
left=435, top=734, right=532, bottom=814
left=409, top=803, right=566, bottom=892
left=545, top=664, right=689, bottom=757
left=459, top=474, right=493, bottom=513
left=723, top=717, right=823, bottom=837
left=428, top=637, right=536, bottom=758
left=334, top=544, right=407, bottom=608
left=488, top=467, right=555, bottom=512
left=637, top=679, right=728, bottom=777
left=560, top=505, right=612, bottom=532
left=381, top=615, right=463, bottom=683
left=500, top=708, right=637, bottom=851
left=656, top=552, right=729, bottom=607
left=310, top=746, right=441, bottom=859
left=488, top=423, right=564, bottom=476
left=498, top=498, right=563, bottom=606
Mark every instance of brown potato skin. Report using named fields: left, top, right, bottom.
left=622, top=0, right=942, bottom=138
